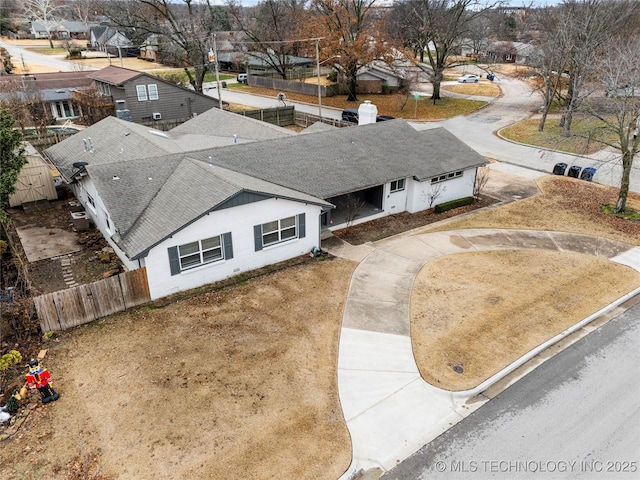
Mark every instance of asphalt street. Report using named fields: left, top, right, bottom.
left=0, top=39, right=97, bottom=71
left=381, top=302, right=640, bottom=480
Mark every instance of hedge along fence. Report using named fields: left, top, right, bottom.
left=33, top=268, right=151, bottom=332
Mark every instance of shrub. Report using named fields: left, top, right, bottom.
left=435, top=196, right=474, bottom=213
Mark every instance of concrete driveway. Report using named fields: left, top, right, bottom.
left=331, top=227, right=640, bottom=479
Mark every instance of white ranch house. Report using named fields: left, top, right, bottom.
left=45, top=107, right=486, bottom=300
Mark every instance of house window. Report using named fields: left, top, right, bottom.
left=148, top=84, right=159, bottom=100
left=431, top=171, right=463, bottom=184
left=254, top=213, right=306, bottom=251
left=52, top=101, right=77, bottom=119
left=178, top=236, right=223, bottom=270
left=136, top=85, right=148, bottom=101
left=262, top=216, right=296, bottom=247
left=98, top=82, right=111, bottom=95
left=86, top=194, right=96, bottom=212
left=390, top=179, right=405, bottom=192
left=168, top=232, right=233, bottom=275
left=115, top=100, right=126, bottom=111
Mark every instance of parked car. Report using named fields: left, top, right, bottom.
left=580, top=167, right=597, bottom=181
left=237, top=73, right=248, bottom=84
left=567, top=165, right=582, bottom=178
left=376, top=115, right=395, bottom=122
left=341, top=108, right=359, bottom=123
left=457, top=74, right=480, bottom=83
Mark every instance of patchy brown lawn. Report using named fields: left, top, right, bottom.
left=423, top=176, right=640, bottom=245
left=0, top=258, right=355, bottom=480
left=228, top=84, right=487, bottom=120
left=411, top=250, right=640, bottom=391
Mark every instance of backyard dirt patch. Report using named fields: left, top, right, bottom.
left=6, top=200, right=124, bottom=295
left=411, top=249, right=640, bottom=391
left=0, top=257, right=355, bottom=480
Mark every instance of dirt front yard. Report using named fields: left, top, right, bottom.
left=0, top=258, right=355, bottom=479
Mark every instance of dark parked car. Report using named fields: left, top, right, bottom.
left=553, top=162, right=568, bottom=175
left=341, top=108, right=359, bottom=123
left=567, top=165, right=582, bottom=178
left=376, top=115, right=395, bottom=122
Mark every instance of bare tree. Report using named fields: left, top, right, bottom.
left=228, top=0, right=308, bottom=80
left=530, top=7, right=568, bottom=132
left=23, top=0, right=62, bottom=48
left=427, top=181, right=445, bottom=208
left=386, top=0, right=495, bottom=103
left=579, top=36, right=640, bottom=213
left=310, top=0, right=381, bottom=102
left=106, top=0, right=231, bottom=93
left=342, top=193, right=365, bottom=229
left=473, top=165, right=490, bottom=200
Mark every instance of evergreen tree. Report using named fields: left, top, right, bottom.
left=0, top=108, right=26, bottom=221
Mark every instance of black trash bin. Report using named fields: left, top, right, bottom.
left=567, top=165, right=582, bottom=178
left=221, top=81, right=227, bottom=88
left=580, top=167, right=596, bottom=181
left=553, top=162, right=567, bottom=175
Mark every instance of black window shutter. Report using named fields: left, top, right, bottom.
left=298, top=213, right=306, bottom=239
left=253, top=225, right=263, bottom=251
left=168, top=246, right=180, bottom=275
left=223, top=232, right=233, bottom=259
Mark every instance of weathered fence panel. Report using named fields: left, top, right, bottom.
left=34, top=268, right=151, bottom=332
left=120, top=268, right=151, bottom=309
left=236, top=106, right=295, bottom=126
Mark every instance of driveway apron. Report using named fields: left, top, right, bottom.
left=332, top=228, right=640, bottom=477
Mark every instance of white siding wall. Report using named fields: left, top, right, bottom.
left=383, top=180, right=408, bottom=215
left=406, top=169, right=476, bottom=213
left=73, top=178, right=139, bottom=271
left=145, top=198, right=323, bottom=299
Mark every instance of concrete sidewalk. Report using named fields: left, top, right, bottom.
left=329, top=229, right=640, bottom=479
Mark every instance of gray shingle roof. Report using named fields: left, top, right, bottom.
left=188, top=120, right=487, bottom=198
left=90, top=155, right=331, bottom=259
left=45, top=111, right=485, bottom=261
left=170, top=105, right=294, bottom=141
left=46, top=116, right=185, bottom=181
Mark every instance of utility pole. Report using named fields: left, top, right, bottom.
left=209, top=33, right=223, bottom=110
left=315, top=37, right=322, bottom=119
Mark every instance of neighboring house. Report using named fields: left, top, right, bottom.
left=45, top=108, right=486, bottom=300
left=486, top=41, right=536, bottom=65
left=30, top=21, right=94, bottom=40
left=87, top=66, right=218, bottom=124
left=356, top=61, right=406, bottom=93
left=9, top=142, right=58, bottom=207
left=89, top=27, right=133, bottom=55
left=216, top=52, right=314, bottom=74
left=0, top=71, right=93, bottom=123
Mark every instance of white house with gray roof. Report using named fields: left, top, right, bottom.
left=45, top=109, right=486, bottom=299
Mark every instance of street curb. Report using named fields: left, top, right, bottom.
left=450, top=286, right=640, bottom=399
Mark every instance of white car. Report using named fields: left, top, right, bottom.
left=457, top=74, right=480, bottom=83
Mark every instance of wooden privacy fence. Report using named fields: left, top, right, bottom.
left=34, top=268, right=151, bottom=332
left=236, top=106, right=295, bottom=126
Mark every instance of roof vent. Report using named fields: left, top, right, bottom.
left=148, top=130, right=169, bottom=139
left=72, top=161, right=88, bottom=169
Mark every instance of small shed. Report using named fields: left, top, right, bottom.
left=9, top=143, right=59, bottom=207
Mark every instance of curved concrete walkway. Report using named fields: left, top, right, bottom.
left=332, top=228, right=640, bottom=479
